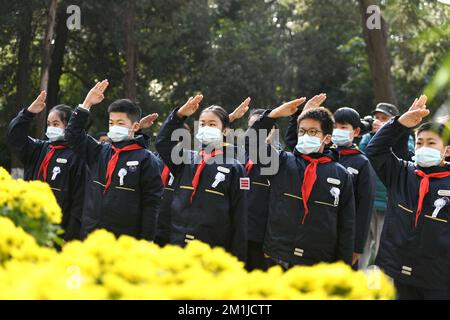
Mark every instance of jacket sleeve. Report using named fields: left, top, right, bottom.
left=285, top=109, right=300, bottom=152
left=139, top=151, right=164, bottom=241
left=229, top=163, right=248, bottom=263
left=6, top=109, right=46, bottom=166
left=64, top=157, right=86, bottom=241
left=365, top=117, right=411, bottom=189
left=246, top=110, right=285, bottom=175
left=392, top=127, right=414, bottom=161
left=152, top=152, right=172, bottom=245
left=353, top=159, right=376, bottom=253
left=155, top=109, right=188, bottom=176
left=337, top=171, right=356, bottom=265
left=65, top=106, right=104, bottom=168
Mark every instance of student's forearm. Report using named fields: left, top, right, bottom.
left=392, top=126, right=413, bottom=160
left=250, top=110, right=276, bottom=132
left=285, top=110, right=300, bottom=152
left=66, top=106, right=90, bottom=147
left=155, top=109, right=187, bottom=173
left=66, top=106, right=102, bottom=165
left=366, top=118, right=410, bottom=187
left=6, top=109, right=34, bottom=150
left=366, top=117, right=410, bottom=159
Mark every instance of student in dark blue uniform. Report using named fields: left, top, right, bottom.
left=135, top=112, right=175, bottom=247
left=366, top=95, right=450, bottom=300
left=249, top=95, right=356, bottom=269
left=331, top=107, right=376, bottom=267
left=228, top=106, right=276, bottom=270
left=155, top=94, right=247, bottom=262
left=285, top=102, right=376, bottom=268
left=224, top=102, right=273, bottom=270
left=244, top=109, right=273, bottom=271
left=6, top=91, right=86, bottom=241
left=65, top=80, right=163, bottom=241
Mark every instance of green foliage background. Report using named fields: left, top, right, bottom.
left=0, top=0, right=449, bottom=166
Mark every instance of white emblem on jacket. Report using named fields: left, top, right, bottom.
left=330, top=187, right=340, bottom=206
left=118, top=168, right=128, bottom=186
left=51, top=166, right=61, bottom=181
left=432, top=197, right=449, bottom=218
left=212, top=172, right=226, bottom=188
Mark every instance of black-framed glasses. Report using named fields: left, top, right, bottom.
left=298, top=128, right=323, bottom=137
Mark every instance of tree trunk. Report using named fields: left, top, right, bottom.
left=12, top=6, right=34, bottom=179
left=124, top=0, right=137, bottom=101
left=359, top=0, right=397, bottom=105
left=35, top=0, right=58, bottom=139
left=47, top=7, right=69, bottom=108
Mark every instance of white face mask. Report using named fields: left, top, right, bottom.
left=413, top=147, right=444, bottom=168
left=332, top=129, right=353, bottom=146
left=107, top=125, right=130, bottom=143
left=196, top=126, right=223, bottom=146
left=295, top=135, right=322, bottom=154
left=46, top=126, right=65, bottom=142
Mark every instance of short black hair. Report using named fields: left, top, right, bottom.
left=416, top=122, right=450, bottom=145
left=48, top=104, right=73, bottom=125
left=107, top=99, right=142, bottom=123
left=297, top=108, right=334, bottom=136
left=334, top=107, right=361, bottom=129
left=200, top=105, right=230, bottom=128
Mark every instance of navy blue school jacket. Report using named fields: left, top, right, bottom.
left=245, top=162, right=271, bottom=244
left=65, top=106, right=163, bottom=241
left=6, top=108, right=85, bottom=241
left=285, top=109, right=301, bottom=152
left=239, top=131, right=277, bottom=245
left=252, top=112, right=356, bottom=266
left=335, top=145, right=376, bottom=254
left=155, top=109, right=248, bottom=262
left=286, top=110, right=377, bottom=254
left=152, top=152, right=177, bottom=246
left=366, top=117, right=450, bottom=290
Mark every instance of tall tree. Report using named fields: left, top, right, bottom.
left=35, top=0, right=58, bottom=138
left=11, top=4, right=34, bottom=178
left=47, top=6, right=69, bottom=108
left=359, top=0, right=397, bottom=105
left=124, top=0, right=137, bottom=100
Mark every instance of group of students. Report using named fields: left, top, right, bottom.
left=6, top=79, right=450, bottom=299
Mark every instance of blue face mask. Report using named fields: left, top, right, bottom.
left=196, top=126, right=223, bottom=146
left=332, top=129, right=353, bottom=146
left=295, top=135, right=322, bottom=154
left=413, top=147, right=443, bottom=167
left=46, top=126, right=65, bottom=142
left=107, top=125, right=130, bottom=142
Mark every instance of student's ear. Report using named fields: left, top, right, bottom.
left=131, top=121, right=140, bottom=133
left=223, top=127, right=231, bottom=136
left=353, top=127, right=361, bottom=138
